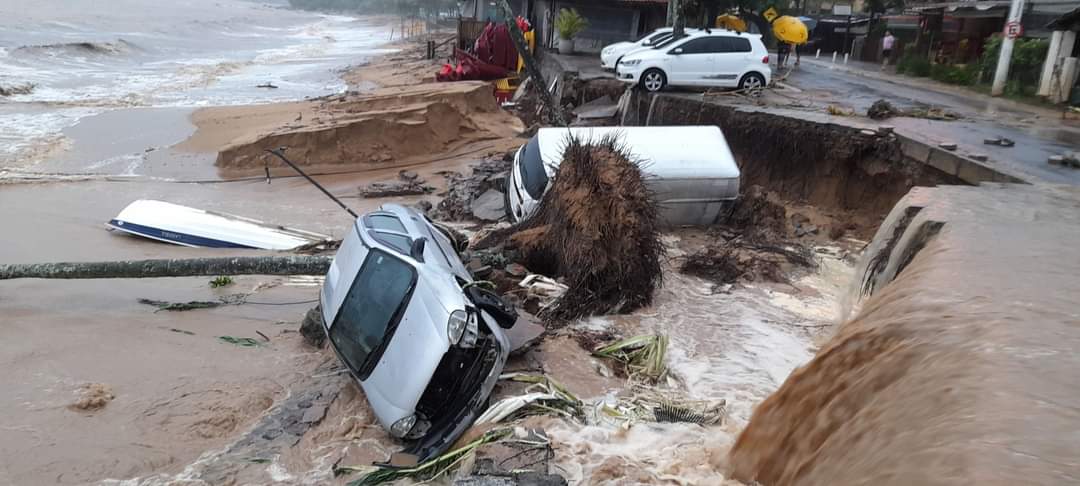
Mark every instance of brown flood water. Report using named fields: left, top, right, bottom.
left=730, top=183, right=1080, bottom=485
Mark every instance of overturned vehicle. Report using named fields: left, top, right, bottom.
left=319, top=203, right=517, bottom=462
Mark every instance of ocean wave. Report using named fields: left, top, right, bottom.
left=12, top=39, right=138, bottom=57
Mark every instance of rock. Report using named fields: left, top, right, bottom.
left=506, top=313, right=546, bottom=355
left=939, top=142, right=957, bottom=151
left=970, top=153, right=988, bottom=162
left=359, top=180, right=434, bottom=198
left=867, top=99, right=899, bottom=120
left=399, top=170, right=419, bottom=181
left=300, top=403, right=328, bottom=424
left=1049, top=155, right=1065, bottom=165
left=472, top=189, right=507, bottom=221
left=299, top=306, right=325, bottom=348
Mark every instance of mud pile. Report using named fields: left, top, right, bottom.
left=680, top=186, right=816, bottom=287
left=728, top=184, right=1080, bottom=485
left=510, top=137, right=663, bottom=321
left=216, top=81, right=523, bottom=169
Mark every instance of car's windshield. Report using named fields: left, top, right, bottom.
left=518, top=135, right=548, bottom=199
left=328, top=248, right=416, bottom=380
left=652, top=33, right=688, bottom=49
left=638, top=30, right=669, bottom=44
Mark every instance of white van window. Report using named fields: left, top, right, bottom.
left=519, top=135, right=548, bottom=199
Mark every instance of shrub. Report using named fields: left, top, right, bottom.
left=555, top=8, right=588, bottom=40
left=897, top=53, right=931, bottom=77
left=977, top=35, right=1048, bottom=90
left=930, top=63, right=976, bottom=85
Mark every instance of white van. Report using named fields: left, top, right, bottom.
left=505, top=126, right=741, bottom=226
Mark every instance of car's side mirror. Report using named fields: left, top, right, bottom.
left=672, top=47, right=684, bottom=54
left=410, top=237, right=426, bottom=262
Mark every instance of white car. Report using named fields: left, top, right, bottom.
left=600, top=28, right=690, bottom=70
left=616, top=30, right=771, bottom=93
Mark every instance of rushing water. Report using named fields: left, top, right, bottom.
left=544, top=238, right=856, bottom=484
left=0, top=0, right=392, bottom=166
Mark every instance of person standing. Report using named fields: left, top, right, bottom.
left=881, top=31, right=896, bottom=68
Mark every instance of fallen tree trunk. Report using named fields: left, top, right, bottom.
left=0, top=256, right=332, bottom=280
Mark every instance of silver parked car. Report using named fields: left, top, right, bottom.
left=319, top=203, right=516, bottom=461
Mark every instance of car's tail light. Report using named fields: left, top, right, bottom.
left=762, top=55, right=770, bottom=64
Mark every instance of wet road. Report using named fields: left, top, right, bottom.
left=783, top=61, right=1080, bottom=185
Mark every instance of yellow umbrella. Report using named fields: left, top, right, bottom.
left=772, top=15, right=808, bottom=45
left=715, top=14, right=748, bottom=33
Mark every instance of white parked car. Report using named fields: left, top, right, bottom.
left=506, top=126, right=741, bottom=226
left=600, top=28, right=696, bottom=70
left=616, top=30, right=771, bottom=93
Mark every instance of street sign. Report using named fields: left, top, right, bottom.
left=763, top=6, right=780, bottom=22
left=833, top=4, right=852, bottom=15
left=1004, top=21, right=1024, bottom=39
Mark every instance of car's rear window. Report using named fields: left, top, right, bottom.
left=328, top=249, right=416, bottom=380
left=518, top=135, right=548, bottom=199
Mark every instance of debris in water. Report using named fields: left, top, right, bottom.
left=69, top=383, right=115, bottom=412
left=209, top=275, right=234, bottom=288
left=826, top=105, right=854, bottom=116
left=358, top=171, right=435, bottom=198
left=217, top=336, right=263, bottom=347
left=0, top=82, right=35, bottom=96
left=592, top=334, right=669, bottom=383
left=343, top=428, right=512, bottom=485
left=867, top=99, right=899, bottom=120
left=478, top=374, right=585, bottom=424
left=169, top=328, right=196, bottom=335
left=869, top=98, right=960, bottom=121
left=509, top=136, right=663, bottom=322
left=137, top=294, right=245, bottom=312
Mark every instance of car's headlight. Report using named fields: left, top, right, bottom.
left=390, top=415, right=416, bottom=438
left=621, top=59, right=641, bottom=66
left=447, top=310, right=468, bottom=344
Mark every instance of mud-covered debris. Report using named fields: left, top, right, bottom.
left=291, top=238, right=342, bottom=255
left=300, top=305, right=325, bottom=348
left=344, top=428, right=512, bottom=485
left=510, top=137, right=663, bottom=322
left=867, top=99, right=899, bottom=120
left=723, top=185, right=788, bottom=241
left=434, top=159, right=512, bottom=221
left=69, top=383, right=115, bottom=412
left=359, top=171, right=435, bottom=198
left=681, top=241, right=816, bottom=287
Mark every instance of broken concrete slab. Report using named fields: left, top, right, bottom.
left=472, top=189, right=507, bottom=221
left=359, top=179, right=434, bottom=198
left=506, top=313, right=546, bottom=355
left=572, top=94, right=618, bottom=120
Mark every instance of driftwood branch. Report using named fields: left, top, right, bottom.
left=0, top=256, right=332, bottom=280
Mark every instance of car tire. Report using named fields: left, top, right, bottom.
left=738, top=72, right=766, bottom=92
left=640, top=69, right=666, bottom=93
left=465, top=286, right=518, bottom=329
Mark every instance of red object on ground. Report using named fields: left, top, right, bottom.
left=435, top=48, right=509, bottom=82
left=474, top=22, right=517, bottom=72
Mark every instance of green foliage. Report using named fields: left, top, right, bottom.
left=896, top=53, right=931, bottom=77
left=977, top=36, right=1049, bottom=93
left=930, top=63, right=977, bottom=85
left=555, top=8, right=588, bottom=40
left=209, top=275, right=234, bottom=288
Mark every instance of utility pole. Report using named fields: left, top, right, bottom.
left=495, top=0, right=567, bottom=126
left=991, top=0, right=1026, bottom=96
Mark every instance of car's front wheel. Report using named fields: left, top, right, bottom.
left=738, top=72, right=766, bottom=92
left=640, top=69, right=667, bottom=92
